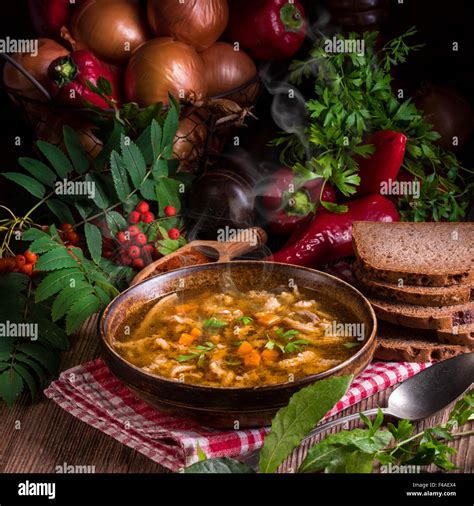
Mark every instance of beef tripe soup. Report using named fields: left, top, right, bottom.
left=113, top=286, right=363, bottom=387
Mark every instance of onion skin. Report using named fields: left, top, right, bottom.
left=414, top=83, right=473, bottom=151
left=173, top=114, right=208, bottom=168
left=69, top=0, right=149, bottom=64
left=124, top=38, right=208, bottom=107
left=201, top=42, right=257, bottom=102
left=34, top=113, right=103, bottom=161
left=3, top=38, right=69, bottom=101
left=147, top=0, right=229, bottom=52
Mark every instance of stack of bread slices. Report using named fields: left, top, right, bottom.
left=352, top=222, right=474, bottom=362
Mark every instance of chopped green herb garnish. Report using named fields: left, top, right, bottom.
left=266, top=330, right=309, bottom=354
left=177, top=342, right=216, bottom=366
left=223, top=359, right=242, bottom=367
left=284, top=339, right=311, bottom=353
left=343, top=342, right=362, bottom=349
left=275, top=327, right=300, bottom=340
left=236, top=315, right=253, bottom=325
left=203, top=318, right=228, bottom=329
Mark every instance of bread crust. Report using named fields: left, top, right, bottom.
left=353, top=261, right=472, bottom=306
left=352, top=222, right=474, bottom=287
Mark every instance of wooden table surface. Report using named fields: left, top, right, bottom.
left=0, top=316, right=472, bottom=474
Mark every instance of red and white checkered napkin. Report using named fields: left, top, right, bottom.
left=44, top=359, right=427, bottom=471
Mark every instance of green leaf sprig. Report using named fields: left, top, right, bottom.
left=274, top=28, right=473, bottom=221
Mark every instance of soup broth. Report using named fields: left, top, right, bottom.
left=113, top=286, right=363, bottom=388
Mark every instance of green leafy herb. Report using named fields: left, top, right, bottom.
left=343, top=342, right=362, bottom=349
left=275, top=327, right=300, bottom=340
left=300, top=428, right=393, bottom=473
left=259, top=375, right=352, bottom=473
left=236, top=315, right=253, bottom=325
left=184, top=458, right=255, bottom=474
left=300, top=390, right=474, bottom=473
left=177, top=342, right=216, bottom=366
left=183, top=378, right=473, bottom=475
left=266, top=328, right=310, bottom=354
left=275, top=28, right=473, bottom=221
left=203, top=318, right=228, bottom=329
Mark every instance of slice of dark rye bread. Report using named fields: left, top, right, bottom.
left=352, top=222, right=474, bottom=287
left=369, top=297, right=474, bottom=331
left=353, top=260, right=473, bottom=307
left=437, top=324, right=474, bottom=346
left=375, top=323, right=472, bottom=362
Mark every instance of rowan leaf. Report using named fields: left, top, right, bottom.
left=2, top=173, right=46, bottom=198
left=84, top=223, right=103, bottom=265
left=63, top=126, right=89, bottom=174
left=110, top=151, right=131, bottom=201
left=46, top=199, right=76, bottom=225
left=65, top=294, right=101, bottom=334
left=0, top=369, right=24, bottom=406
left=36, top=140, right=73, bottom=178
left=16, top=343, right=59, bottom=376
left=121, top=135, right=146, bottom=188
left=51, top=284, right=93, bottom=322
left=35, top=268, right=85, bottom=302
left=18, top=157, right=57, bottom=186
left=14, top=363, right=37, bottom=400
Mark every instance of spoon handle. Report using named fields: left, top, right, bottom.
left=301, top=407, right=393, bottom=444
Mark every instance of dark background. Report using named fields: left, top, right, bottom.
left=0, top=0, right=473, bottom=211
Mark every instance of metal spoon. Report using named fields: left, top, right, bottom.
left=241, top=352, right=474, bottom=469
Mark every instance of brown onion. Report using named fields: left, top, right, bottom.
left=415, top=83, right=473, bottom=151
left=147, top=0, right=228, bottom=52
left=34, top=113, right=103, bottom=160
left=124, top=38, right=207, bottom=107
left=68, top=0, right=149, bottom=64
left=173, top=113, right=208, bottom=171
left=201, top=42, right=258, bottom=104
left=3, top=38, right=69, bottom=101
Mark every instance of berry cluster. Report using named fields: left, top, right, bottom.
left=59, top=223, right=81, bottom=246
left=106, top=224, right=158, bottom=270
left=128, top=201, right=154, bottom=224
left=102, top=201, right=180, bottom=271
left=0, top=250, right=38, bottom=276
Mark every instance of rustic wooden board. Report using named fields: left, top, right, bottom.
left=0, top=315, right=472, bottom=473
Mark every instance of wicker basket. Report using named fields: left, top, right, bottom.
left=0, top=52, right=261, bottom=170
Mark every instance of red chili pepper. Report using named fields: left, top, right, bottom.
left=28, top=0, right=75, bottom=38
left=268, top=194, right=399, bottom=267
left=225, top=0, right=306, bottom=60
left=48, top=50, right=121, bottom=109
left=28, top=0, right=88, bottom=39
left=355, top=130, right=407, bottom=195
left=261, top=168, right=337, bottom=237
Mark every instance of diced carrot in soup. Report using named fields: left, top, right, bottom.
left=178, top=333, right=196, bottom=345
left=261, top=349, right=279, bottom=362
left=257, top=314, right=281, bottom=327
left=244, top=350, right=261, bottom=367
left=114, top=286, right=359, bottom=388
left=238, top=341, right=253, bottom=355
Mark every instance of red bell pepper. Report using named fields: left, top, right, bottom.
left=355, top=130, right=407, bottom=195
left=261, top=168, right=337, bottom=237
left=28, top=0, right=84, bottom=39
left=48, top=50, right=121, bottom=109
left=225, top=0, right=306, bottom=60
left=268, top=194, right=399, bottom=267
